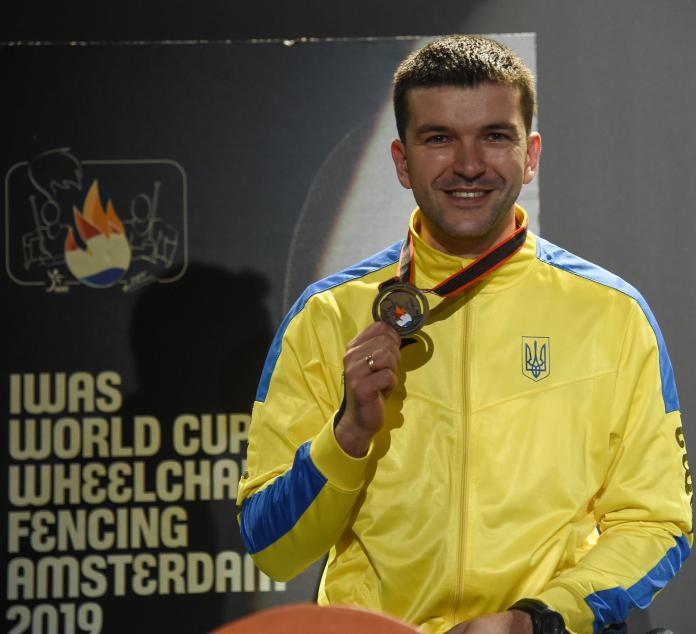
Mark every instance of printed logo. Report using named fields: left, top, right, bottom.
left=522, top=336, right=550, bottom=381
left=394, top=305, right=413, bottom=328
left=4, top=147, right=188, bottom=292
left=676, top=426, right=692, bottom=499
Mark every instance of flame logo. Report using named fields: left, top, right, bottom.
left=64, top=180, right=131, bottom=287
left=394, top=304, right=412, bottom=327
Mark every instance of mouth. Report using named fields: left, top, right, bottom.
left=444, top=188, right=493, bottom=204
left=449, top=190, right=487, bottom=199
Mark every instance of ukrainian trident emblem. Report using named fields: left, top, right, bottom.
left=522, top=336, right=550, bottom=381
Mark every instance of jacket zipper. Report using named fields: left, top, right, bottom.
left=452, top=289, right=471, bottom=624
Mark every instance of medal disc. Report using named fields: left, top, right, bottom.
left=372, top=283, right=429, bottom=336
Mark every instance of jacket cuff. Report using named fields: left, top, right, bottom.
left=309, top=419, right=372, bottom=492
left=534, top=585, right=593, bottom=634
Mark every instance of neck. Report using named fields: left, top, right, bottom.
left=417, top=210, right=517, bottom=259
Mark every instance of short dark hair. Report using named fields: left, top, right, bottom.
left=393, top=35, right=536, bottom=140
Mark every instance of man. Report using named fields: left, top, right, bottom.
left=237, top=35, right=692, bottom=634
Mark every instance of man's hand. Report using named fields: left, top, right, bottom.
left=335, top=321, right=401, bottom=457
left=445, top=611, right=533, bottom=634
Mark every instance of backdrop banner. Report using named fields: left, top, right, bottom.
left=1, top=35, right=537, bottom=633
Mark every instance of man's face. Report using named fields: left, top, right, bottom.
left=391, top=83, right=541, bottom=257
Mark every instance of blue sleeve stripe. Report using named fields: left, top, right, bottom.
left=585, top=534, right=690, bottom=633
left=255, top=242, right=402, bottom=403
left=239, top=442, right=327, bottom=554
left=535, top=236, right=680, bottom=413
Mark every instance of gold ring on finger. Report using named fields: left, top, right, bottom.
left=365, top=353, right=376, bottom=372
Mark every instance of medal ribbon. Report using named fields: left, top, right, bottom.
left=383, top=218, right=528, bottom=297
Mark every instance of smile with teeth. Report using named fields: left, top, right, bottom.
left=449, top=190, right=488, bottom=198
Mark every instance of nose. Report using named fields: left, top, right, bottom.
left=452, top=139, right=485, bottom=180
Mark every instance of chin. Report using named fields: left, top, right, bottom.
left=442, top=222, right=494, bottom=241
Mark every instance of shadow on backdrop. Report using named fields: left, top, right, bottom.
left=107, top=263, right=274, bottom=633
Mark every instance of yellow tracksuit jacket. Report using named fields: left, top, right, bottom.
left=237, top=207, right=693, bottom=634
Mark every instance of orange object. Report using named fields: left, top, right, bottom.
left=211, top=603, right=420, bottom=633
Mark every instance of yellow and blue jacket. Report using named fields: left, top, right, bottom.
left=237, top=208, right=692, bottom=634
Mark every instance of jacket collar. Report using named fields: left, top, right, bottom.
left=408, top=205, right=537, bottom=295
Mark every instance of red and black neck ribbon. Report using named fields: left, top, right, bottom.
left=381, top=219, right=528, bottom=297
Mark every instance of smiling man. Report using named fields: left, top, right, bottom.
left=237, top=36, right=692, bottom=634
left=391, top=82, right=539, bottom=258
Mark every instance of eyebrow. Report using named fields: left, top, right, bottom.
left=413, top=121, right=521, bottom=136
left=481, top=122, right=519, bottom=133
left=414, top=123, right=451, bottom=136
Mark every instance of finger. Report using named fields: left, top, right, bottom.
left=346, top=331, right=402, bottom=367
left=376, top=368, right=398, bottom=399
left=364, top=346, right=400, bottom=375
left=346, top=367, right=397, bottom=402
left=375, top=343, right=400, bottom=371
left=373, top=367, right=398, bottom=398
left=348, top=320, right=401, bottom=348
left=346, top=343, right=399, bottom=377
left=344, top=351, right=378, bottom=377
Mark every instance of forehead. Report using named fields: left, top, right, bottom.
left=405, top=83, right=525, bottom=131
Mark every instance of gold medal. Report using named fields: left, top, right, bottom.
left=373, top=216, right=528, bottom=337
left=372, top=282, right=430, bottom=336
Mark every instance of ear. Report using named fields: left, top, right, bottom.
left=391, top=139, right=412, bottom=189
left=523, top=132, right=542, bottom=185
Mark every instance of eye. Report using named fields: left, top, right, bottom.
left=485, top=132, right=511, bottom=142
left=425, top=134, right=449, bottom=144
